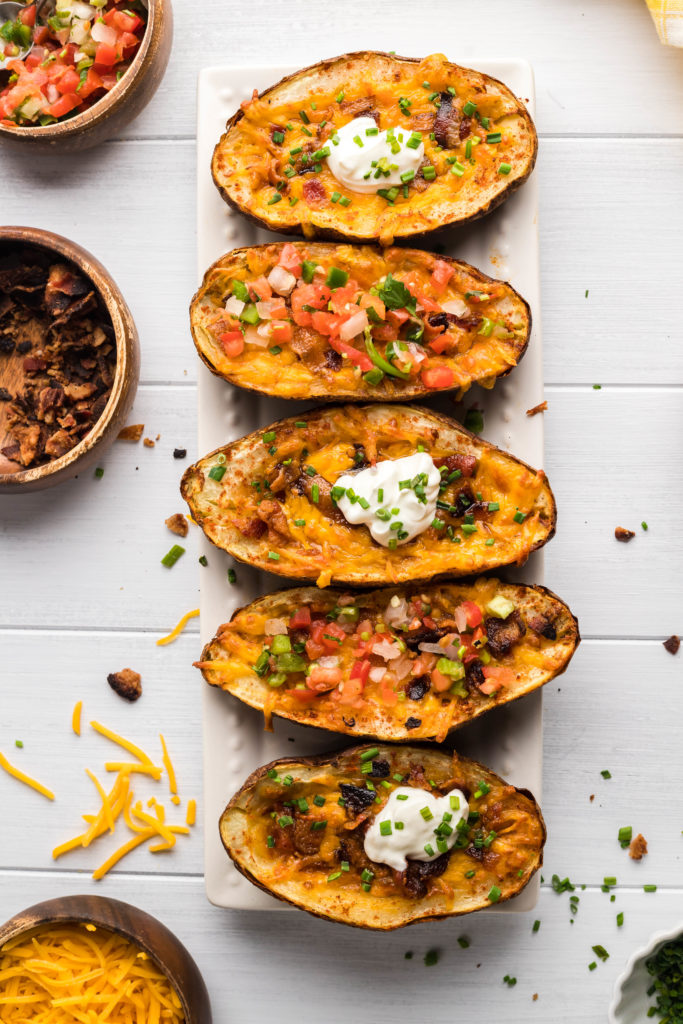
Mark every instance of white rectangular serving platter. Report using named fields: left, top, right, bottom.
left=196, top=59, right=544, bottom=912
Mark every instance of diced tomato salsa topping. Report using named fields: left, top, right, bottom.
left=209, top=245, right=517, bottom=391
left=241, top=591, right=543, bottom=713
left=0, top=1, right=147, bottom=127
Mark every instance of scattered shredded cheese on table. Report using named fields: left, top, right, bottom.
left=51, top=715, right=196, bottom=880
left=156, top=609, right=199, bottom=647
left=0, top=922, right=185, bottom=1022
left=0, top=751, right=55, bottom=801
left=71, top=700, right=82, bottom=736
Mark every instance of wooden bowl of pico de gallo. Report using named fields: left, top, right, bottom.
left=0, top=0, right=172, bottom=151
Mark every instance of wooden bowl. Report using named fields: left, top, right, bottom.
left=0, top=894, right=213, bottom=1023
left=0, top=0, right=173, bottom=152
left=0, top=225, right=139, bottom=492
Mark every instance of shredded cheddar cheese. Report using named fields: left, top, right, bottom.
left=156, top=608, right=199, bottom=647
left=0, top=922, right=185, bottom=1022
left=186, top=799, right=196, bottom=827
left=71, top=700, right=82, bottom=736
left=159, top=733, right=178, bottom=800
left=52, top=719, right=196, bottom=880
left=0, top=751, right=55, bottom=801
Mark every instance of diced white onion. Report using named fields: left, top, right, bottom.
left=265, top=618, right=289, bottom=635
left=267, top=265, right=296, bottom=296
left=369, top=666, right=387, bottom=683
left=318, top=655, right=340, bottom=669
left=90, top=17, right=117, bottom=44
left=224, top=295, right=244, bottom=316
left=256, top=299, right=280, bottom=320
left=392, top=655, right=413, bottom=681
left=256, top=322, right=272, bottom=339
left=383, top=596, right=409, bottom=627
left=337, top=593, right=356, bottom=607
left=69, top=19, right=91, bottom=45
left=243, top=325, right=268, bottom=347
left=46, top=83, right=59, bottom=103
left=418, top=642, right=445, bottom=655
left=406, top=342, right=427, bottom=364
left=443, top=644, right=461, bottom=661
left=441, top=298, right=470, bottom=317
left=74, top=0, right=97, bottom=16
left=372, top=639, right=402, bottom=661
left=339, top=309, right=368, bottom=342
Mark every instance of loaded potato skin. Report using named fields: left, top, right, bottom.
left=212, top=52, right=537, bottom=245
left=180, top=404, right=556, bottom=587
left=191, top=242, right=531, bottom=402
left=197, top=579, right=579, bottom=742
left=220, top=744, right=546, bottom=929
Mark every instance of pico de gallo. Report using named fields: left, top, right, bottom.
left=0, top=0, right=147, bottom=125
left=197, top=578, right=575, bottom=742
left=193, top=241, right=530, bottom=400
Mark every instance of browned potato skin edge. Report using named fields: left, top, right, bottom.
left=179, top=403, right=558, bottom=585
left=211, top=51, right=539, bottom=243
left=219, top=744, right=547, bottom=930
left=198, top=581, right=579, bottom=742
left=189, top=244, right=532, bottom=402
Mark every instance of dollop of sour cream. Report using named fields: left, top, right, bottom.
left=326, top=116, right=425, bottom=194
left=364, top=786, right=470, bottom=872
left=335, top=452, right=440, bottom=548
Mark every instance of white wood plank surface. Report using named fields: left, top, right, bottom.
left=2, top=1, right=683, bottom=1019
left=0, top=870, right=680, bottom=1024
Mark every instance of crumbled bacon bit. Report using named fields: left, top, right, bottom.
left=173, top=448, right=187, bottom=459
left=143, top=437, right=155, bottom=448
left=0, top=246, right=116, bottom=471
left=589, top=794, right=595, bottom=802
left=615, top=527, right=635, bottom=542
left=629, top=833, right=648, bottom=860
left=107, top=668, right=142, bottom=702
left=526, top=401, right=548, bottom=417
left=117, top=423, right=144, bottom=442
left=165, top=513, right=189, bottom=537
left=663, top=634, right=680, bottom=655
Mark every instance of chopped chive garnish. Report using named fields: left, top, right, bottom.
left=601, top=769, right=612, bottom=779
left=339, top=196, right=351, bottom=207
left=379, top=821, right=392, bottom=836
left=424, top=950, right=439, bottom=967
left=94, top=467, right=104, bottom=478
left=457, top=936, right=470, bottom=948
left=420, top=806, right=434, bottom=821
left=299, top=110, right=309, bottom=123
left=267, top=192, right=282, bottom=205
left=327, top=871, right=342, bottom=882
left=487, top=885, right=502, bottom=903
left=227, top=568, right=237, bottom=584
left=424, top=843, right=435, bottom=856
left=198, top=555, right=208, bottom=567
left=618, top=825, right=633, bottom=846
left=335, top=91, right=344, bottom=103
left=266, top=835, right=274, bottom=848
left=513, top=511, right=526, bottom=524
left=533, top=919, right=541, bottom=933
left=617, top=912, right=624, bottom=927
left=465, top=869, right=475, bottom=878
left=463, top=100, right=477, bottom=116
left=644, top=884, right=657, bottom=892
left=360, top=748, right=379, bottom=762
left=161, top=545, right=185, bottom=568
left=278, top=815, right=293, bottom=827
left=272, top=130, right=285, bottom=144
left=294, top=519, right=306, bottom=527
left=486, top=132, right=502, bottom=143
left=592, top=945, right=609, bottom=962
left=588, top=962, right=597, bottom=971
left=268, top=552, right=280, bottom=561
left=498, top=163, right=512, bottom=175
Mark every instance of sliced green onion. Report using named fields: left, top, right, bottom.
left=161, top=545, right=185, bottom=568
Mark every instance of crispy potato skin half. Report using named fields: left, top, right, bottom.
left=191, top=242, right=531, bottom=402
left=197, top=579, right=579, bottom=741
left=180, top=403, right=556, bottom=587
left=212, top=52, right=537, bottom=245
left=220, top=744, right=546, bottom=929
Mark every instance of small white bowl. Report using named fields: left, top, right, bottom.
left=608, top=921, right=683, bottom=1023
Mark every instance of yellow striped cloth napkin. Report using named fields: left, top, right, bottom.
left=645, top=0, right=683, bottom=45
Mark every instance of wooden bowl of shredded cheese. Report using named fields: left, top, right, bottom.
left=0, top=894, right=211, bottom=1023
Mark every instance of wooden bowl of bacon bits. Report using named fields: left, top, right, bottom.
left=0, top=894, right=212, bottom=1023
left=0, top=0, right=173, bottom=152
left=0, top=225, right=139, bottom=492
